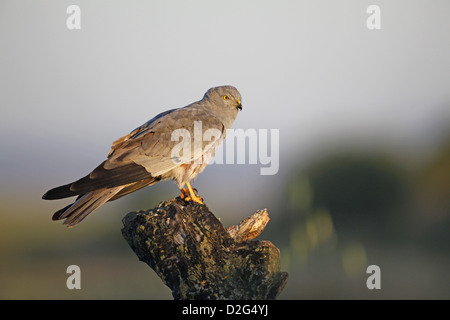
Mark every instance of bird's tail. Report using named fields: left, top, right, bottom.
left=52, top=187, right=122, bottom=228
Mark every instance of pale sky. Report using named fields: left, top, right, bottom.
left=1, top=0, right=449, bottom=216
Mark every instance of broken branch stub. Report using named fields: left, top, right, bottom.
left=121, top=197, right=288, bottom=300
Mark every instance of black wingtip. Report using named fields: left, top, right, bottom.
left=42, top=189, right=55, bottom=200
left=42, top=183, right=76, bottom=200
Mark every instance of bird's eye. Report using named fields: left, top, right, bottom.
left=223, top=95, right=230, bottom=100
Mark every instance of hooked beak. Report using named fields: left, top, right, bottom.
left=236, top=100, right=242, bottom=111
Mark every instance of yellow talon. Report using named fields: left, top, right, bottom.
left=180, top=187, right=189, bottom=199
left=182, top=182, right=203, bottom=204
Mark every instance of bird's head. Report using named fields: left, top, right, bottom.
left=204, top=85, right=242, bottom=111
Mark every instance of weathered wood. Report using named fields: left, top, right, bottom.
left=121, top=197, right=288, bottom=300
left=226, top=208, right=270, bottom=242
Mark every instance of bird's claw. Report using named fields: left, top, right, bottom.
left=180, top=185, right=204, bottom=204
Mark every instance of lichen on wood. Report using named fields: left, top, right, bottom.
left=121, top=197, right=288, bottom=300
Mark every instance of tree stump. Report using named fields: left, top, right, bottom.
left=121, top=197, right=288, bottom=300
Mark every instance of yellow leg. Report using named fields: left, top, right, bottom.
left=183, top=182, right=203, bottom=204
left=180, top=187, right=189, bottom=199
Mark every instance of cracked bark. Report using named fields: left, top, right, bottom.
left=121, top=197, right=288, bottom=300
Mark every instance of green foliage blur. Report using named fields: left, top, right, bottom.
left=270, top=136, right=450, bottom=299
left=1, top=135, right=450, bottom=299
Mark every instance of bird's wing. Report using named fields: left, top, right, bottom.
left=42, top=160, right=153, bottom=199
left=107, top=108, right=177, bottom=158
left=106, top=106, right=225, bottom=177
left=42, top=109, right=177, bottom=200
left=43, top=106, right=225, bottom=200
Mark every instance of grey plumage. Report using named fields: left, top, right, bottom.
left=42, top=86, right=242, bottom=227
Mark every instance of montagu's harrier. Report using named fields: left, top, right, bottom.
left=42, top=86, right=242, bottom=227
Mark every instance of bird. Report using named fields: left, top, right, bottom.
left=42, top=85, right=242, bottom=227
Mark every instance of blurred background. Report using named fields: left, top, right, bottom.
left=1, top=0, right=449, bottom=299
